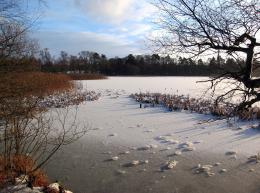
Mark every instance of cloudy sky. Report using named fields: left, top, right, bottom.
left=31, top=0, right=157, bottom=58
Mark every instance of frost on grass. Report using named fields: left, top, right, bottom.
left=39, top=90, right=101, bottom=108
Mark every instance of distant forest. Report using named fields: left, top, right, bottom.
left=2, top=48, right=249, bottom=76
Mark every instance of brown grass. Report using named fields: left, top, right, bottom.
left=0, top=72, right=74, bottom=119
left=30, top=169, right=49, bottom=187
left=0, top=155, right=49, bottom=188
left=12, top=155, right=34, bottom=174
left=68, top=73, right=107, bottom=80
left=0, top=72, right=71, bottom=189
left=0, top=72, right=73, bottom=99
left=0, top=156, right=7, bottom=188
left=0, top=173, right=7, bottom=188
left=12, top=155, right=49, bottom=186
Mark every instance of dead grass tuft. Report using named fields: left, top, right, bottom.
left=0, top=155, right=49, bottom=188
left=12, top=155, right=34, bottom=174
left=30, top=169, right=49, bottom=187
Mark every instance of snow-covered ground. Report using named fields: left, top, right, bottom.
left=45, top=77, right=260, bottom=193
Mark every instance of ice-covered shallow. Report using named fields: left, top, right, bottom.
left=81, top=76, right=209, bottom=96
left=45, top=77, right=260, bottom=193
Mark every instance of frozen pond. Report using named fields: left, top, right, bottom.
left=82, top=76, right=209, bottom=96
left=45, top=76, right=260, bottom=193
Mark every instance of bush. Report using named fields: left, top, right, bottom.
left=0, top=155, right=49, bottom=188
left=12, top=155, right=34, bottom=174
left=0, top=72, right=74, bottom=187
left=30, top=169, right=49, bottom=187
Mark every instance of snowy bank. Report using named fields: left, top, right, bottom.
left=1, top=176, right=73, bottom=193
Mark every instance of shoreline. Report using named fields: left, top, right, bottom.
left=105, top=75, right=211, bottom=78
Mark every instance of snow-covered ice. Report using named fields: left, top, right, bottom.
left=45, top=77, right=260, bottom=193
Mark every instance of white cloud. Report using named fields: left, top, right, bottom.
left=129, top=24, right=152, bottom=36
left=109, top=23, right=152, bottom=38
left=73, top=0, right=133, bottom=24
left=33, top=0, right=157, bottom=57
left=32, top=30, right=146, bottom=57
left=73, top=0, right=156, bottom=24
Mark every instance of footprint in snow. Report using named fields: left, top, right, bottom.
left=119, top=151, right=130, bottom=155
left=225, top=151, right=237, bottom=156
left=144, top=130, right=153, bottom=133
left=123, top=160, right=140, bottom=167
left=108, top=133, right=117, bottom=137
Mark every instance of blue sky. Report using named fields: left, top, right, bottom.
left=30, top=0, right=157, bottom=58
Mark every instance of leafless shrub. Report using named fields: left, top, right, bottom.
left=0, top=72, right=88, bottom=186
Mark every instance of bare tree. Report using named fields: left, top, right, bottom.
left=0, top=72, right=88, bottom=183
left=153, top=0, right=260, bottom=112
left=0, top=102, right=87, bottom=174
left=0, top=1, right=89, bottom=187
left=0, top=0, right=43, bottom=64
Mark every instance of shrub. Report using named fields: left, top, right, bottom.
left=0, top=71, right=87, bottom=189
left=0, top=155, right=49, bottom=188
left=12, top=155, right=34, bottom=174
left=30, top=169, right=49, bottom=187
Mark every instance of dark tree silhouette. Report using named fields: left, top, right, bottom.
left=0, top=0, right=44, bottom=70
left=153, top=0, right=260, bottom=111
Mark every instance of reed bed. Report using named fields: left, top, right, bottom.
left=38, top=90, right=101, bottom=108
left=130, top=92, right=260, bottom=120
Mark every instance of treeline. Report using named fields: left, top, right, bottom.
left=0, top=48, right=246, bottom=76
left=38, top=49, right=245, bottom=76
